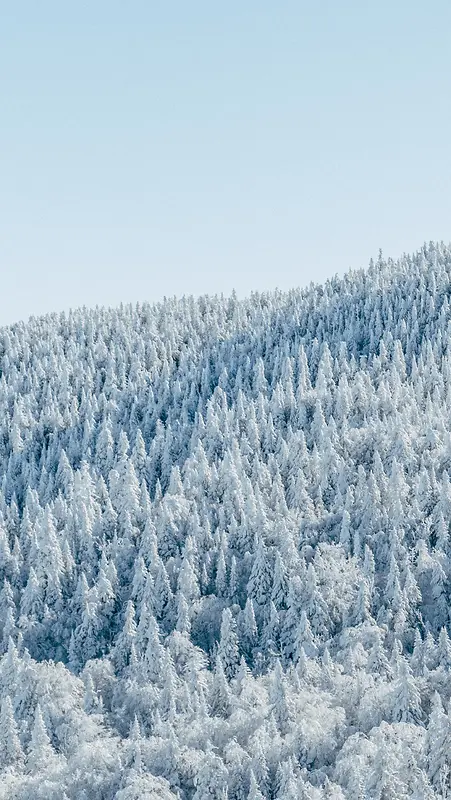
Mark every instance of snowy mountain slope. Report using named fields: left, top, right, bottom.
left=1, top=242, right=451, bottom=797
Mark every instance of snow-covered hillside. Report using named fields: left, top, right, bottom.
left=2, top=242, right=451, bottom=798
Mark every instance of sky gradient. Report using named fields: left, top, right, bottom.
left=1, top=1, right=451, bottom=325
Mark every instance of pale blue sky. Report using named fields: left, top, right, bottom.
left=1, top=1, right=451, bottom=324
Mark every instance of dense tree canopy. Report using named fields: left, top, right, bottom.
left=1, top=242, right=451, bottom=797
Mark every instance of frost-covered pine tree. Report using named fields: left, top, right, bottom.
left=218, top=608, right=240, bottom=680
left=27, top=703, right=54, bottom=773
left=0, top=695, right=23, bottom=769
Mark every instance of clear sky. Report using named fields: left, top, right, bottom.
left=1, top=1, right=451, bottom=325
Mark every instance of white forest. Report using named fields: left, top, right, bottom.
left=1, top=243, right=451, bottom=798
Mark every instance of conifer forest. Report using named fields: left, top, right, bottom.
left=3, top=243, right=451, bottom=798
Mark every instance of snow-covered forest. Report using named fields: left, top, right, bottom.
left=2, top=243, right=451, bottom=798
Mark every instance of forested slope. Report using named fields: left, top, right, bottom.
left=1, top=243, right=451, bottom=797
